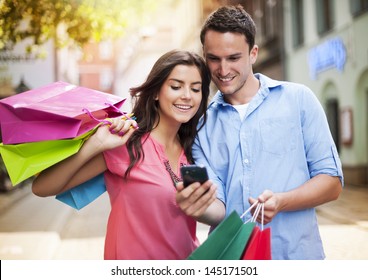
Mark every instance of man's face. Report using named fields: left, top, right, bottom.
left=203, top=30, right=258, bottom=100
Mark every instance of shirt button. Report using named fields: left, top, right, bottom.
left=244, top=159, right=249, bottom=164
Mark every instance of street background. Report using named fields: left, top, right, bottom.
left=0, top=182, right=367, bottom=260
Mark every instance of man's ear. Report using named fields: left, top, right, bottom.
left=250, top=45, right=258, bottom=65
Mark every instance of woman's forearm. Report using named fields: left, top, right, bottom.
left=32, top=135, right=106, bottom=197
left=196, top=199, right=226, bottom=226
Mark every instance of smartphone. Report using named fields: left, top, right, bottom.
left=180, top=165, right=209, bottom=187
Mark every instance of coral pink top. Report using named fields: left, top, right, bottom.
left=103, top=134, right=199, bottom=259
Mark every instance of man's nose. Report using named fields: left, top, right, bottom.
left=219, top=60, right=229, bottom=76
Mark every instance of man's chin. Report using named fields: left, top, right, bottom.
left=217, top=87, right=234, bottom=95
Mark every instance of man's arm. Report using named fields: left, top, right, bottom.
left=249, top=174, right=342, bottom=224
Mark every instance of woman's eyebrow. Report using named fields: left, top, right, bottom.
left=169, top=79, right=202, bottom=85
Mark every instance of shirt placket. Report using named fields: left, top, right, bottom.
left=240, top=119, right=252, bottom=220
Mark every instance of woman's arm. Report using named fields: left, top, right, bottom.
left=32, top=118, right=137, bottom=197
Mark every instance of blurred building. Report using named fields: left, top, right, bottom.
left=283, top=0, right=368, bottom=185
left=78, top=41, right=116, bottom=94
left=0, top=38, right=80, bottom=93
left=107, top=0, right=202, bottom=111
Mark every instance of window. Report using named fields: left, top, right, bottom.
left=99, top=41, right=113, bottom=60
left=316, top=0, right=335, bottom=35
left=350, top=0, right=368, bottom=16
left=326, top=98, right=340, bottom=150
left=100, top=68, right=113, bottom=91
left=251, top=0, right=279, bottom=45
left=291, top=0, right=304, bottom=47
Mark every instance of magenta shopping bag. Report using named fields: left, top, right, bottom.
left=0, top=81, right=125, bottom=144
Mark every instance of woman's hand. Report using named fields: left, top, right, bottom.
left=175, top=180, right=225, bottom=226
left=176, top=180, right=216, bottom=218
left=90, top=117, right=138, bottom=151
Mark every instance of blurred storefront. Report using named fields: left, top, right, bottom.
left=283, top=0, right=368, bottom=185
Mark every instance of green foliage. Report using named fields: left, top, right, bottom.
left=0, top=0, right=160, bottom=53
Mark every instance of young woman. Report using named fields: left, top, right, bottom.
left=32, top=50, right=217, bottom=260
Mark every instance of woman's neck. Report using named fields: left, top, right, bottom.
left=151, top=123, right=182, bottom=173
left=150, top=124, right=180, bottom=150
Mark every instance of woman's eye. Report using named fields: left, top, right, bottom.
left=171, top=86, right=180, bottom=90
left=191, top=88, right=201, bottom=93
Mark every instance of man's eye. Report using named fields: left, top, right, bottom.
left=207, top=57, right=219, bottom=61
left=229, top=57, right=240, bottom=61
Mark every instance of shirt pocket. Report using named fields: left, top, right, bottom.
left=260, top=117, right=297, bottom=155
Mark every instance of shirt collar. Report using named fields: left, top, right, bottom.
left=209, top=73, right=283, bottom=108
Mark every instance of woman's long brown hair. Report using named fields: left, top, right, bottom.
left=124, top=50, right=211, bottom=178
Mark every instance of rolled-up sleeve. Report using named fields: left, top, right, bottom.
left=301, top=87, right=344, bottom=185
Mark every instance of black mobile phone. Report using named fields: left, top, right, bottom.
left=180, top=165, right=209, bottom=187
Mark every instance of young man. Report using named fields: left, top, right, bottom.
left=178, top=5, right=343, bottom=260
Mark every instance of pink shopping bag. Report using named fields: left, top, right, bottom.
left=0, top=81, right=125, bottom=144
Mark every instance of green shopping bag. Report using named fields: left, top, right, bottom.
left=188, top=211, right=255, bottom=260
left=0, top=126, right=99, bottom=186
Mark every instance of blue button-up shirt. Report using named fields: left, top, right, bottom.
left=193, top=73, right=343, bottom=260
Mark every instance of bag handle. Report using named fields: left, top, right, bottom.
left=82, top=103, right=139, bottom=129
left=104, top=102, right=139, bottom=129
left=240, top=201, right=265, bottom=230
left=240, top=201, right=258, bottom=219
left=82, top=108, right=112, bottom=126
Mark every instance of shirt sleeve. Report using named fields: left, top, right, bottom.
left=300, top=86, right=344, bottom=185
left=192, top=134, right=226, bottom=204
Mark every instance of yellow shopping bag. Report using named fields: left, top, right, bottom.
left=0, top=126, right=99, bottom=186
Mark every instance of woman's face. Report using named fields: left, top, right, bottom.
left=156, top=64, right=203, bottom=127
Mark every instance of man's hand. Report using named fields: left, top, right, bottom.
left=249, top=190, right=279, bottom=225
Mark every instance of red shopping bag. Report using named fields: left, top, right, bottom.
left=241, top=202, right=272, bottom=260
left=241, top=226, right=271, bottom=260
left=0, top=81, right=125, bottom=144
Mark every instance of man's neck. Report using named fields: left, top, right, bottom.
left=224, top=74, right=260, bottom=105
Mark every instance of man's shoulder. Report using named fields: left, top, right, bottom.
left=256, top=73, right=307, bottom=88
left=256, top=73, right=313, bottom=96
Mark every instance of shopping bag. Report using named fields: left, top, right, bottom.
left=241, top=203, right=272, bottom=260
left=241, top=226, right=271, bottom=259
left=55, top=173, right=106, bottom=210
left=0, top=81, right=125, bottom=144
left=0, top=126, right=99, bottom=186
left=187, top=211, right=255, bottom=260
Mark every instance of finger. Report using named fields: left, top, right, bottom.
left=183, top=184, right=210, bottom=207
left=184, top=185, right=217, bottom=215
left=175, top=182, right=184, bottom=191
left=248, top=196, right=257, bottom=204
left=191, top=196, right=217, bottom=217
left=258, top=189, right=273, bottom=203
left=119, top=126, right=135, bottom=141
